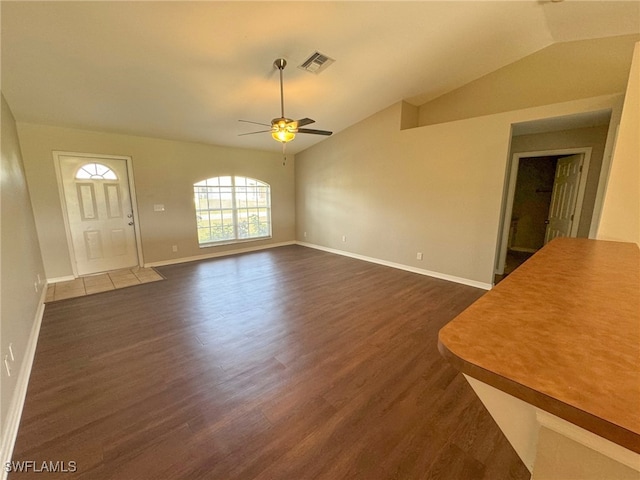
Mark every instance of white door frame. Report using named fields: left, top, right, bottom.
left=495, top=147, right=592, bottom=275
left=53, top=151, right=144, bottom=278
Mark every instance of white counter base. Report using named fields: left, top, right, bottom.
left=463, top=375, right=640, bottom=479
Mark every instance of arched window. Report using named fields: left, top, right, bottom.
left=194, top=176, right=271, bottom=245
left=75, top=163, right=117, bottom=180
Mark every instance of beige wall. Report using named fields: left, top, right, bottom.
left=417, top=35, right=639, bottom=127
left=510, top=124, right=611, bottom=238
left=597, top=42, right=640, bottom=246
left=0, top=95, right=45, bottom=434
left=16, top=124, right=296, bottom=279
left=295, top=94, right=623, bottom=285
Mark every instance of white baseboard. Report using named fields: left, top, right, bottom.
left=144, top=241, right=296, bottom=268
left=0, top=287, right=47, bottom=480
left=54, top=241, right=490, bottom=291
left=296, top=242, right=492, bottom=290
left=47, top=275, right=75, bottom=284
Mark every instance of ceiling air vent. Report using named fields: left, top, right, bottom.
left=298, top=52, right=335, bottom=74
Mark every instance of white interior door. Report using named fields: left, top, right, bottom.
left=59, top=155, right=139, bottom=275
left=544, top=154, right=584, bottom=244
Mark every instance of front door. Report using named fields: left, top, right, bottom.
left=544, top=154, right=584, bottom=244
left=59, top=155, right=138, bottom=275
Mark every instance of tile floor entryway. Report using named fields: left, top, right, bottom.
left=45, top=267, right=164, bottom=302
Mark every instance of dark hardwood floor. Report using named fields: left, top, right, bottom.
left=10, top=245, right=529, bottom=479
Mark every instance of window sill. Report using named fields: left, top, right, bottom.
left=198, top=236, right=272, bottom=249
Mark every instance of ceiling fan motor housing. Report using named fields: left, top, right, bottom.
left=272, top=117, right=295, bottom=130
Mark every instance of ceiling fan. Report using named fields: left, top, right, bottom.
left=239, top=58, right=332, bottom=146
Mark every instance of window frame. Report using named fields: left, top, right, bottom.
left=194, top=176, right=272, bottom=247
left=75, top=162, right=118, bottom=180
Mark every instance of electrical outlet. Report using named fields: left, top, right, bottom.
left=34, top=273, right=44, bottom=292
left=417, top=252, right=423, bottom=260
left=4, top=356, right=11, bottom=377
left=342, top=235, right=347, bottom=242
left=303, top=231, right=307, bottom=238
left=172, top=245, right=178, bottom=252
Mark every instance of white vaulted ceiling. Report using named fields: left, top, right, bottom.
left=2, top=1, right=638, bottom=154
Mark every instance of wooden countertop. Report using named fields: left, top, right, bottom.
left=438, top=238, right=640, bottom=453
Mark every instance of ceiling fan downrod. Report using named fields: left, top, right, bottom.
left=274, top=58, right=287, bottom=119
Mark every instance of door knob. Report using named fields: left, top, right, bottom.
left=128, top=221, right=134, bottom=226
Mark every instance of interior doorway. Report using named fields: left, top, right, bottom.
left=494, top=109, right=617, bottom=285
left=495, top=148, right=591, bottom=283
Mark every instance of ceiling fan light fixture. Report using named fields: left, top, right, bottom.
left=272, top=129, right=295, bottom=143
left=271, top=116, right=296, bottom=143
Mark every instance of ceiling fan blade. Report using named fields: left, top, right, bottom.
left=238, top=130, right=272, bottom=136
left=297, top=128, right=333, bottom=136
left=239, top=119, right=271, bottom=127
left=296, top=118, right=315, bottom=127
